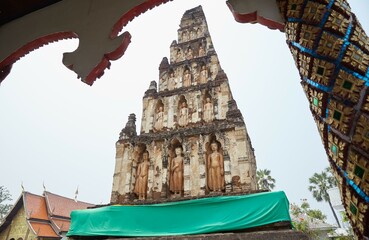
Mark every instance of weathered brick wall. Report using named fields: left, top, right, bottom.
left=0, top=207, right=36, bottom=240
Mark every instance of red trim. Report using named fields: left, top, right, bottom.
left=83, top=31, right=131, bottom=86
left=0, top=32, right=77, bottom=84
left=0, top=32, right=77, bottom=69
left=0, top=64, right=12, bottom=82
left=111, top=0, right=172, bottom=38
left=226, top=2, right=285, bottom=32
left=82, top=0, right=173, bottom=85
left=0, top=0, right=284, bottom=85
left=257, top=15, right=285, bottom=31
left=0, top=0, right=173, bottom=85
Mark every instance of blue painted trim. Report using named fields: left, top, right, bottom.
left=328, top=21, right=353, bottom=87
left=340, top=168, right=369, bottom=203
left=326, top=98, right=330, bottom=119
left=304, top=77, right=333, bottom=92
left=286, top=0, right=369, bottom=204
left=340, top=66, right=369, bottom=82
left=335, top=23, right=352, bottom=66
left=290, top=42, right=332, bottom=62
left=287, top=18, right=303, bottom=23
left=318, top=0, right=335, bottom=28
left=290, top=42, right=315, bottom=56
left=314, top=0, right=334, bottom=51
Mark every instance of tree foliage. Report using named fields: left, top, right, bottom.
left=291, top=201, right=327, bottom=222
left=307, top=209, right=327, bottom=222
left=308, top=166, right=341, bottom=228
left=290, top=200, right=327, bottom=239
left=290, top=201, right=326, bottom=239
left=256, top=169, right=276, bottom=191
left=0, top=186, right=13, bottom=223
left=308, top=167, right=337, bottom=202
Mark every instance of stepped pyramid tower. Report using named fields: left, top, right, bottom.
left=111, top=6, right=257, bottom=203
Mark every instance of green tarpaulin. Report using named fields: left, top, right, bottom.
left=67, top=191, right=291, bottom=237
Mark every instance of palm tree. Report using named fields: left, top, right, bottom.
left=256, top=169, right=276, bottom=191
left=308, top=167, right=341, bottom=228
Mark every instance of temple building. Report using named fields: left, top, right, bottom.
left=66, top=6, right=298, bottom=239
left=111, top=6, right=257, bottom=203
left=2, top=0, right=368, bottom=238
left=0, top=191, right=93, bottom=240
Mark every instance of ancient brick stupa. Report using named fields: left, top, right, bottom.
left=110, top=5, right=258, bottom=203
left=67, top=6, right=295, bottom=239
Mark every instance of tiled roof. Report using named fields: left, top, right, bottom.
left=29, top=221, right=59, bottom=238
left=44, top=191, right=94, bottom=218
left=0, top=190, right=94, bottom=239
left=24, top=192, right=48, bottom=220
left=50, top=217, right=70, bottom=232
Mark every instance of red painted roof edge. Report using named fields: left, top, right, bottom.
left=226, top=1, right=285, bottom=32
left=44, top=191, right=94, bottom=209
left=0, top=32, right=77, bottom=76
left=84, top=0, right=174, bottom=85
left=27, top=220, right=60, bottom=238
left=0, top=0, right=173, bottom=86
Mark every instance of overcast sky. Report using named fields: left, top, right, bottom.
left=1, top=0, right=368, bottom=225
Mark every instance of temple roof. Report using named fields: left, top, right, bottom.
left=44, top=191, right=93, bottom=218
left=29, top=221, right=60, bottom=238
left=0, top=190, right=94, bottom=238
left=51, top=217, right=71, bottom=232
left=24, top=192, right=49, bottom=220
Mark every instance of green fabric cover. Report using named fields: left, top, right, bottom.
left=67, top=191, right=291, bottom=237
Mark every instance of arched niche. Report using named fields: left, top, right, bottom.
left=167, top=68, right=177, bottom=91
left=167, top=138, right=184, bottom=197
left=133, top=143, right=150, bottom=200
left=153, top=99, right=165, bottom=131
left=177, top=95, right=189, bottom=127
left=185, top=45, right=194, bottom=60
left=182, top=65, right=192, bottom=87
left=175, top=47, right=184, bottom=63
left=199, top=61, right=209, bottom=84
left=202, top=90, right=214, bottom=123
left=205, top=134, right=225, bottom=193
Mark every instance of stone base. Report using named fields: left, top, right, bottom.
left=109, top=190, right=268, bottom=206
left=96, top=230, right=309, bottom=240
left=70, top=222, right=307, bottom=240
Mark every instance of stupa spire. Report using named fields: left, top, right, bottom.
left=111, top=5, right=257, bottom=203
